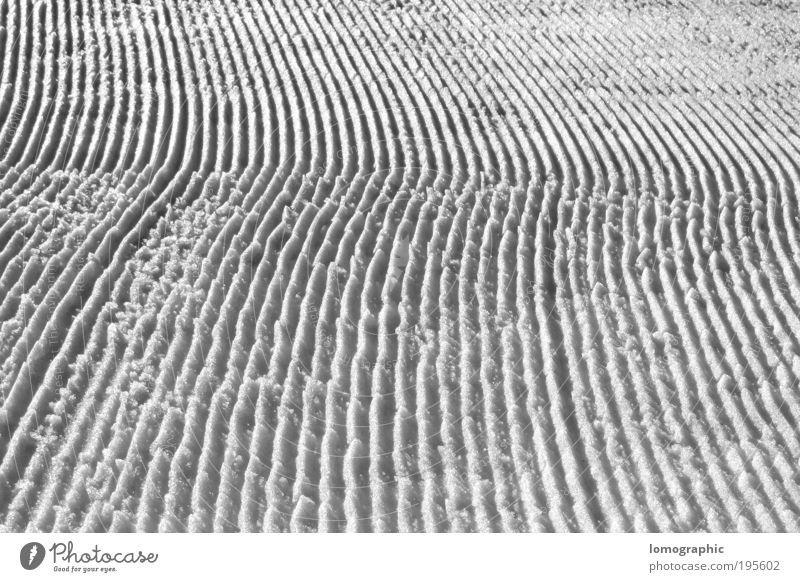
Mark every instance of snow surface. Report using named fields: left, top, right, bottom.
left=0, top=0, right=800, bottom=532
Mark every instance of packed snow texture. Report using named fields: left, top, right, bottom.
left=1, top=0, right=800, bottom=532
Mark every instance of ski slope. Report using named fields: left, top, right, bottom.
left=1, top=0, right=800, bottom=532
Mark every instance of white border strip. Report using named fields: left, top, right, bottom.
left=1, top=533, right=798, bottom=581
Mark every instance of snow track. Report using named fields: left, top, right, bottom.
left=1, top=0, right=800, bottom=532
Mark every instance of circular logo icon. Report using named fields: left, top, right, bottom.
left=20, top=542, right=46, bottom=570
